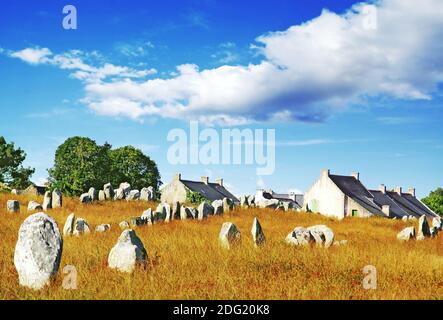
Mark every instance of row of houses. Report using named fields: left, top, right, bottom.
left=160, top=170, right=438, bottom=220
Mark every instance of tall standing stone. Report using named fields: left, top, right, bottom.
left=126, top=190, right=140, bottom=201
left=6, top=200, right=20, bottom=213
left=251, top=217, right=265, bottom=247
left=219, top=222, right=241, bottom=249
left=98, top=190, right=106, bottom=201
left=88, top=187, right=98, bottom=202
left=140, top=188, right=152, bottom=201
left=52, top=189, right=62, bottom=208
left=104, top=183, right=114, bottom=200
left=43, top=191, right=52, bottom=210
left=141, top=208, right=153, bottom=225
left=14, top=212, right=63, bottom=290
left=397, top=226, right=416, bottom=241
left=417, top=215, right=431, bottom=240
left=212, top=200, right=224, bottom=215
left=197, top=202, right=214, bottom=220
left=119, top=182, right=131, bottom=198
left=222, top=198, right=234, bottom=212
left=240, top=196, right=249, bottom=208
left=114, top=188, right=125, bottom=200
left=156, top=203, right=171, bottom=222
left=108, top=229, right=148, bottom=273
left=79, top=193, right=92, bottom=204
left=63, top=213, right=75, bottom=236
left=180, top=206, right=194, bottom=220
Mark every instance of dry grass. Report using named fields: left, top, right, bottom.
left=1, top=192, right=443, bottom=300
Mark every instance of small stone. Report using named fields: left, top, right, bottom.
left=222, top=198, right=234, bottom=212
left=285, top=227, right=313, bottom=246
left=126, top=190, right=140, bottom=201
left=307, top=225, right=335, bottom=248
left=251, top=217, right=265, bottom=247
left=180, top=206, right=194, bottom=220
left=27, top=201, right=43, bottom=211
left=98, top=190, right=106, bottom=201
left=52, top=189, right=62, bottom=208
left=119, top=221, right=130, bottom=230
left=417, top=215, right=431, bottom=240
left=114, top=188, right=125, bottom=200
left=7, top=200, right=20, bottom=213
left=104, top=183, right=114, bottom=200
left=212, top=200, right=224, bottom=215
left=79, top=193, right=92, bottom=204
left=197, top=202, right=214, bottom=220
left=155, top=203, right=171, bottom=222
left=397, top=226, right=416, bottom=241
left=95, top=224, right=111, bottom=233
left=108, top=229, right=148, bottom=273
left=63, top=213, right=75, bottom=236
left=73, top=218, right=90, bottom=236
left=141, top=208, right=153, bottom=225
left=88, top=187, right=98, bottom=202
left=219, top=222, right=241, bottom=249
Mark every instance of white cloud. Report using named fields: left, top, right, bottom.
left=6, top=0, right=443, bottom=125
left=10, top=47, right=52, bottom=64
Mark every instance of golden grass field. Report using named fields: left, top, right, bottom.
left=1, top=192, right=443, bottom=300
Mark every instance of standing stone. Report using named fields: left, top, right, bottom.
left=409, top=215, right=417, bottom=221
left=52, top=189, right=62, bottom=208
left=189, top=207, right=198, bottom=219
left=11, top=189, right=18, bottom=195
left=251, top=217, right=265, bottom=247
left=140, top=188, right=152, bottom=201
left=108, top=229, right=148, bottom=273
left=104, top=183, right=114, bottom=200
left=432, top=217, right=442, bottom=231
left=397, top=226, right=416, bottom=241
left=180, top=206, right=194, bottom=220
left=141, top=208, right=153, bottom=225
left=212, top=200, right=224, bottom=215
left=126, top=190, right=140, bottom=201
left=119, top=221, right=130, bottom=230
left=7, top=200, right=20, bottom=213
left=307, top=225, right=335, bottom=248
left=172, top=201, right=181, bottom=220
left=119, top=182, right=131, bottom=198
left=156, top=203, right=171, bottom=222
left=222, top=198, right=234, bottom=212
left=283, top=202, right=294, bottom=212
left=14, top=212, right=63, bottom=290
left=240, top=196, right=249, bottom=208
left=402, top=216, right=408, bottom=222
left=417, top=215, right=431, bottom=240
left=257, top=199, right=279, bottom=209
left=219, top=222, right=241, bottom=249
left=248, top=195, right=256, bottom=207
left=96, top=224, right=111, bottom=233
left=285, top=227, right=313, bottom=246
left=73, top=218, right=91, bottom=236
left=43, top=191, right=52, bottom=210
left=197, top=202, right=214, bottom=220
left=27, top=201, right=43, bottom=211
left=147, top=186, right=155, bottom=200
left=88, top=187, right=98, bottom=202
left=63, top=213, right=75, bottom=236
left=114, top=188, right=125, bottom=200
left=79, top=193, right=92, bottom=204
left=430, top=226, right=439, bottom=238
left=98, top=190, right=106, bottom=201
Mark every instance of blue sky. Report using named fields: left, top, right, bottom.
left=1, top=0, right=442, bottom=198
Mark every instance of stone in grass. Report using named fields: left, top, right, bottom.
left=397, top=226, right=416, bottom=241
left=219, top=222, right=241, bottom=249
left=197, top=202, right=214, bottom=220
left=108, top=229, right=148, bottom=273
left=119, top=221, right=130, bottom=230
left=63, top=213, right=75, bottom=236
left=251, top=217, right=265, bottom=247
left=7, top=200, right=20, bottom=213
left=98, top=190, right=106, bottom=201
left=52, top=189, right=62, bottom=208
left=95, top=224, right=111, bottom=233
left=27, top=201, right=43, bottom=211
left=307, top=225, right=335, bottom=248
left=42, top=191, right=52, bottom=210
left=79, top=193, right=92, bottom=204
left=417, top=215, right=431, bottom=240
left=14, top=212, right=63, bottom=290
left=72, top=218, right=91, bottom=236
left=141, top=208, right=154, bottom=225
left=285, top=227, right=313, bottom=247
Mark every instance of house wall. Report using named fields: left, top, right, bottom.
left=303, top=171, right=346, bottom=219
left=346, top=197, right=376, bottom=218
left=160, top=180, right=188, bottom=204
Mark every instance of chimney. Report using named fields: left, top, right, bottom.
left=379, top=184, right=387, bottom=194
left=173, top=173, right=181, bottom=181
left=394, top=186, right=402, bottom=196
left=215, top=178, right=223, bottom=187
left=351, top=172, right=360, bottom=181
left=382, top=205, right=390, bottom=217
left=201, top=176, right=209, bottom=185
left=408, top=187, right=416, bottom=197
left=321, top=169, right=330, bottom=178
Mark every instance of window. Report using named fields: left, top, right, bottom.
left=352, top=209, right=358, bottom=217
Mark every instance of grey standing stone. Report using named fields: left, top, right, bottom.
left=397, top=226, right=416, bottom=241
left=52, top=189, right=62, bottom=208
left=114, top=188, right=125, bottom=200
left=240, top=196, right=249, bottom=208
left=251, top=217, right=265, bottom=247
left=430, top=226, right=439, bottom=238
left=14, top=212, right=63, bottom=290
left=180, top=206, right=194, bottom=220
left=140, top=188, right=152, bottom=201
left=172, top=201, right=181, bottom=220
left=219, top=222, right=241, bottom=249
left=7, top=200, right=20, bottom=213
left=95, top=224, right=111, bottom=233
left=402, top=216, right=408, bottom=222
left=285, top=227, right=313, bottom=246
left=222, top=198, right=234, bottom=212
left=79, top=193, right=92, bottom=204
left=126, top=190, right=140, bottom=201
left=141, top=208, right=153, bottom=225
left=432, top=217, right=442, bottom=231
left=257, top=199, right=279, bottom=209
left=197, top=202, right=214, bottom=220
left=108, top=229, right=148, bottom=273
left=119, top=182, right=131, bottom=198
left=27, top=201, right=43, bottom=211
left=73, top=218, right=91, bottom=236
left=212, top=200, right=224, bottom=216
left=156, top=203, right=171, bottom=222
left=248, top=195, right=256, bottom=207
left=104, top=183, right=114, bottom=200
left=43, top=191, right=52, bottom=210
left=417, top=215, right=431, bottom=240
left=98, top=190, right=106, bottom=201
left=63, top=213, right=75, bottom=236
left=88, top=187, right=98, bottom=202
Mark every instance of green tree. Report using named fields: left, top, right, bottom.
left=48, top=137, right=111, bottom=196
left=0, top=136, right=34, bottom=189
left=109, top=146, right=161, bottom=191
left=422, top=188, right=443, bottom=216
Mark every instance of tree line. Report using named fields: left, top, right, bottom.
left=0, top=136, right=161, bottom=196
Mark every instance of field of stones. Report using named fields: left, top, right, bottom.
left=2, top=192, right=443, bottom=300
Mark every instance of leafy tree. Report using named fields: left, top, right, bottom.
left=422, top=188, right=443, bottom=216
left=0, top=136, right=34, bottom=189
left=109, top=146, right=161, bottom=191
left=48, top=137, right=111, bottom=196
left=185, top=189, right=209, bottom=205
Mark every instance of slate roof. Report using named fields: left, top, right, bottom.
left=329, top=175, right=385, bottom=216
left=385, top=191, right=437, bottom=218
left=370, top=190, right=409, bottom=218
left=180, top=180, right=239, bottom=202
left=272, top=193, right=304, bottom=209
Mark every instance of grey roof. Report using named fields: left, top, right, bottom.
left=329, top=175, right=384, bottom=216
left=385, top=191, right=437, bottom=218
left=180, top=180, right=239, bottom=202
left=370, top=190, right=409, bottom=218
left=272, top=193, right=304, bottom=209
